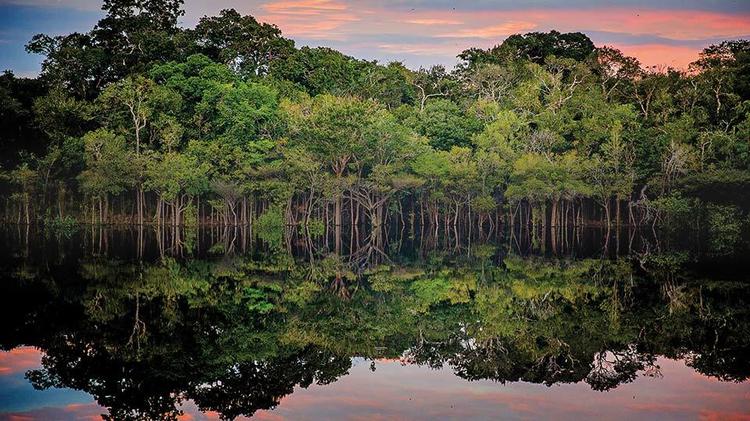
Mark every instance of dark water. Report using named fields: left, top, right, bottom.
left=0, top=225, right=748, bottom=420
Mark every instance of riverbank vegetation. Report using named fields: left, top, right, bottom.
left=1, top=0, right=749, bottom=236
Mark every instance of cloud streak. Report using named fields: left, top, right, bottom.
left=2, top=1, right=749, bottom=73
left=436, top=21, right=538, bottom=39
left=404, top=18, right=462, bottom=25
left=259, top=0, right=360, bottom=39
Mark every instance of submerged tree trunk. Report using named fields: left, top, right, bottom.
left=137, top=186, right=144, bottom=226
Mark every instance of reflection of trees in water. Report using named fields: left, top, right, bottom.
left=5, top=215, right=743, bottom=275
left=191, top=347, right=350, bottom=420
left=0, top=235, right=748, bottom=420
left=586, top=348, right=661, bottom=391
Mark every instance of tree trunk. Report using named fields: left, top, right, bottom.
left=334, top=195, right=342, bottom=227
left=616, top=198, right=621, bottom=227
left=551, top=199, right=559, bottom=227
left=24, top=193, right=30, bottom=225
left=604, top=201, right=611, bottom=228
left=137, top=186, right=144, bottom=225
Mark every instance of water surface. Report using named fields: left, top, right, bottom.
left=0, top=226, right=748, bottom=420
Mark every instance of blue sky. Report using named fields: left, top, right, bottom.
left=1, top=0, right=749, bottom=76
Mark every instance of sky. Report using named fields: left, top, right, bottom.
left=1, top=0, right=750, bottom=76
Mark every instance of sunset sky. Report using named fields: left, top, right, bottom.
left=1, top=0, right=749, bottom=76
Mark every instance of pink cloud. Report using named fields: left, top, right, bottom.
left=0, top=347, right=42, bottom=376
left=613, top=43, right=703, bottom=69
left=573, top=8, right=750, bottom=41
left=184, top=3, right=750, bottom=69
left=177, top=2, right=750, bottom=70
left=3, top=402, right=103, bottom=421
left=370, top=6, right=750, bottom=68
left=178, top=401, right=242, bottom=421
left=259, top=0, right=360, bottom=39
left=263, top=0, right=347, bottom=13
left=404, top=18, right=463, bottom=26
left=248, top=357, right=750, bottom=420
left=253, top=412, right=286, bottom=421
left=63, top=403, right=102, bottom=421
left=411, top=8, right=750, bottom=42
left=437, top=21, right=538, bottom=39
left=700, top=410, right=750, bottom=421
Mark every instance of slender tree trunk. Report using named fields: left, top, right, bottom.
left=629, top=202, right=635, bottom=226
left=604, top=201, right=611, bottom=228
left=24, top=193, right=30, bottom=225
left=616, top=198, right=621, bottom=227
left=551, top=199, right=558, bottom=227
left=334, top=195, right=342, bottom=227
left=243, top=196, right=248, bottom=225
left=138, top=186, right=144, bottom=225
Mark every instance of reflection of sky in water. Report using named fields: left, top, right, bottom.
left=1, top=348, right=748, bottom=420
left=0, top=347, right=96, bottom=419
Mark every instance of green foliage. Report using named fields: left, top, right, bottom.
left=196, top=80, right=279, bottom=142
left=303, top=218, right=325, bottom=238
left=706, top=204, right=743, bottom=256
left=410, top=99, right=481, bottom=150
left=145, top=151, right=208, bottom=200
left=79, top=129, right=134, bottom=197
left=242, top=285, right=278, bottom=314
left=256, top=207, right=285, bottom=248
left=284, top=281, right=322, bottom=307
left=410, top=271, right=477, bottom=312
left=652, top=193, right=697, bottom=225
left=459, top=31, right=596, bottom=68
left=269, top=47, right=364, bottom=96
left=4, top=28, right=750, bottom=416
left=190, top=9, right=295, bottom=78
left=44, top=215, right=78, bottom=237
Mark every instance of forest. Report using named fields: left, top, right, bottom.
left=1, top=0, right=749, bottom=238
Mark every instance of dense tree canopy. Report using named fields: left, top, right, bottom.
left=2, top=0, right=749, bottom=237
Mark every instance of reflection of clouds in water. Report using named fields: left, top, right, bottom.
left=0, top=346, right=41, bottom=375
left=250, top=358, right=750, bottom=420
left=1, top=326, right=749, bottom=419
left=0, top=402, right=103, bottom=421
left=10, top=346, right=745, bottom=420
left=0, top=348, right=99, bottom=419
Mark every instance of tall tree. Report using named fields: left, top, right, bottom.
left=190, top=9, right=295, bottom=78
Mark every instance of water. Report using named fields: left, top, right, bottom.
left=0, top=225, right=748, bottom=420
